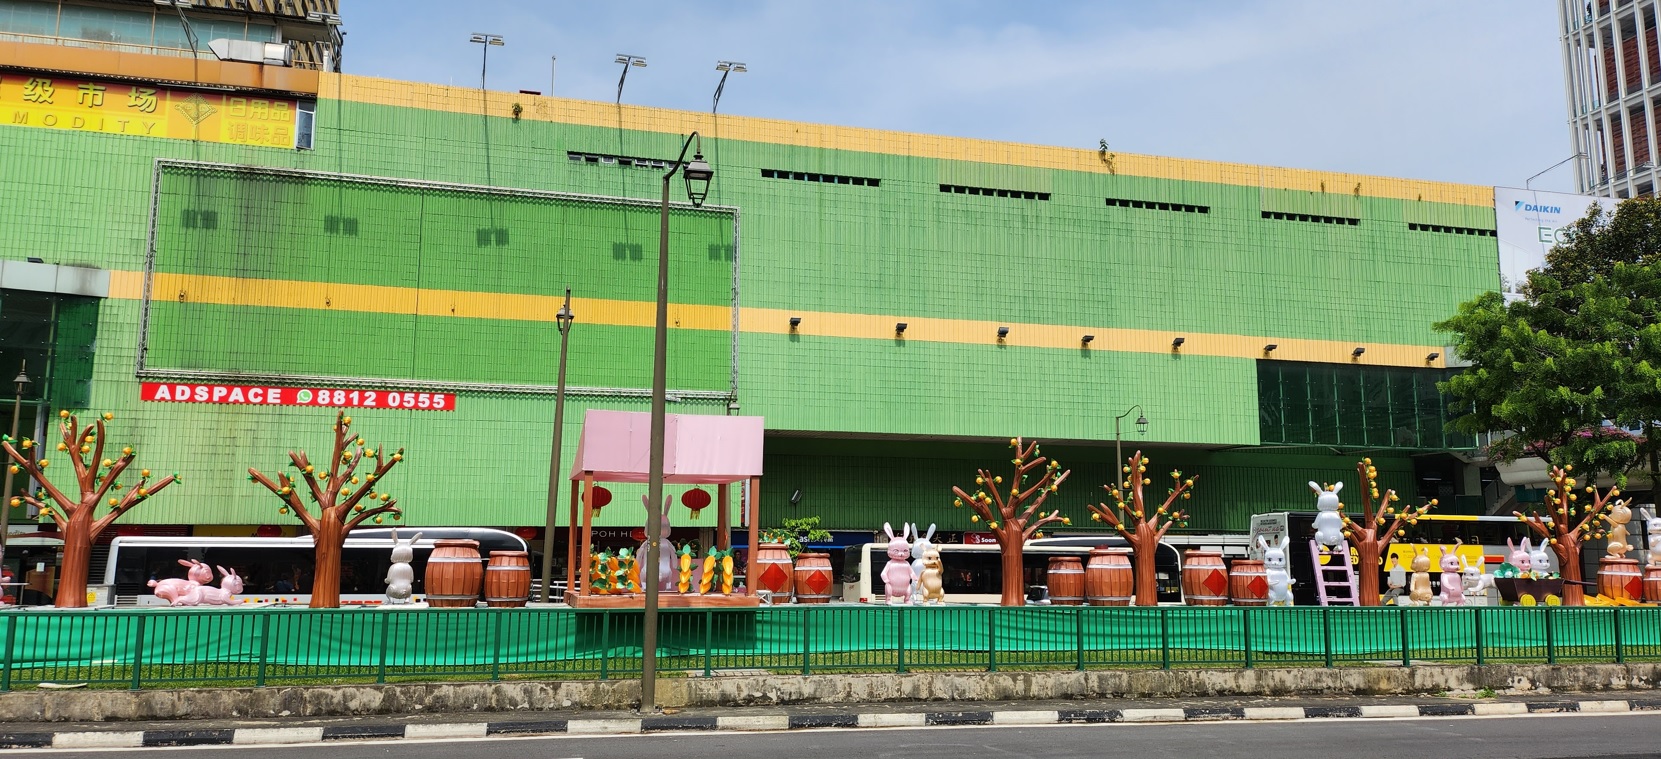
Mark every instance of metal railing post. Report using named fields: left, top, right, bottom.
left=1075, top=608, right=1085, bottom=671
left=599, top=610, right=611, bottom=681
left=129, top=614, right=147, bottom=691
left=1399, top=607, right=1410, bottom=667
left=1, top=613, right=14, bottom=692
left=1322, top=607, right=1334, bottom=668
left=1544, top=607, right=1556, bottom=665
left=802, top=607, right=811, bottom=676
left=256, top=610, right=272, bottom=687
left=1159, top=608, right=1171, bottom=670
left=1473, top=607, right=1485, bottom=666
left=376, top=610, right=390, bottom=684
left=1242, top=607, right=1253, bottom=669
left=1613, top=607, right=1624, bottom=664
left=490, top=610, right=505, bottom=681
left=702, top=609, right=713, bottom=677
left=987, top=607, right=997, bottom=672
left=896, top=607, right=906, bottom=674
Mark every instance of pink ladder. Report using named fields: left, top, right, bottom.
left=1310, top=539, right=1359, bottom=606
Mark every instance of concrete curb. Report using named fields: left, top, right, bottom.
left=3, top=697, right=1658, bottom=749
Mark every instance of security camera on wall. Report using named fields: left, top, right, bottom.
left=790, top=489, right=803, bottom=505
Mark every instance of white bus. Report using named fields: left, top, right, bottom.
left=103, top=527, right=529, bottom=606
left=841, top=536, right=1185, bottom=604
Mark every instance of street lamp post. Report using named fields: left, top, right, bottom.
left=642, top=134, right=712, bottom=713
left=1114, top=405, right=1148, bottom=470
left=1, top=362, right=30, bottom=566
left=469, top=33, right=504, bottom=90
left=539, top=291, right=574, bottom=603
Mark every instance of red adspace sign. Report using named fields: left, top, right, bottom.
left=141, top=382, right=455, bottom=411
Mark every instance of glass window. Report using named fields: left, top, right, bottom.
left=294, top=100, right=316, bottom=150
left=1256, top=360, right=1470, bottom=450
left=0, top=0, right=58, bottom=36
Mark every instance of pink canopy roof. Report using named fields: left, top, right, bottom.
left=568, top=410, right=765, bottom=484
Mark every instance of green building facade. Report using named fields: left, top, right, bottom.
left=0, top=64, right=1500, bottom=550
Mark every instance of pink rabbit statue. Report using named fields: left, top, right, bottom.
left=1439, top=540, right=1465, bottom=606
left=196, top=566, right=243, bottom=606
left=147, top=558, right=213, bottom=604
left=881, top=522, right=914, bottom=606
left=1506, top=537, right=1533, bottom=574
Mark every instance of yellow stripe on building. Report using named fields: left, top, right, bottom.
left=109, top=271, right=1446, bottom=368
left=324, top=73, right=1493, bottom=207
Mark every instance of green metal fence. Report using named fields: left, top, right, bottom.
left=2, top=605, right=1657, bottom=691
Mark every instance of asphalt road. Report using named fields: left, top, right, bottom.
left=30, top=713, right=1661, bottom=758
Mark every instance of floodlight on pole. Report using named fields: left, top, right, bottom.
left=470, top=33, right=504, bottom=91
left=713, top=60, right=747, bottom=113
left=615, top=54, right=648, bottom=103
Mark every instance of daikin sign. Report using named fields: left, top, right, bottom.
left=1493, top=187, right=1617, bottom=300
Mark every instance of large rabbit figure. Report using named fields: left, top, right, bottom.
left=1408, top=547, right=1433, bottom=605
left=384, top=529, right=423, bottom=604
left=1462, top=554, right=1494, bottom=604
left=881, top=522, right=914, bottom=606
left=147, top=558, right=213, bottom=604
left=1503, top=537, right=1533, bottom=576
left=1439, top=540, right=1465, bottom=606
left=1309, top=481, right=1345, bottom=547
left=1260, top=535, right=1294, bottom=606
left=1642, top=508, right=1661, bottom=566
left=909, top=522, right=937, bottom=603
left=197, top=566, right=243, bottom=606
left=638, top=498, right=677, bottom=592
left=1528, top=539, right=1555, bottom=579
left=1605, top=499, right=1632, bottom=558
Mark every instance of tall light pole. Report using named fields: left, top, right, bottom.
left=539, top=290, right=574, bottom=603
left=713, top=61, right=747, bottom=113
left=1114, top=404, right=1148, bottom=470
left=1, top=362, right=30, bottom=564
left=642, top=134, right=712, bottom=713
left=615, top=54, right=647, bottom=103
left=469, top=33, right=504, bottom=90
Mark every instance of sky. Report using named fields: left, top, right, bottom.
left=340, top=1, right=1576, bottom=192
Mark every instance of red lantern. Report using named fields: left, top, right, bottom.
left=591, top=486, right=613, bottom=514
left=514, top=526, right=540, bottom=541
left=682, top=488, right=711, bottom=519
left=254, top=525, right=283, bottom=538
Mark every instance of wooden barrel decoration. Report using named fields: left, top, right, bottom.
left=1229, top=558, right=1269, bottom=606
left=483, top=550, right=532, bottom=608
left=1598, top=556, right=1642, bottom=601
left=1047, top=556, right=1085, bottom=605
left=793, top=552, right=834, bottom=603
left=754, top=542, right=795, bottom=597
left=1645, top=565, right=1661, bottom=603
left=1182, top=551, right=1228, bottom=606
left=1084, top=548, right=1133, bottom=606
left=424, top=539, right=483, bottom=608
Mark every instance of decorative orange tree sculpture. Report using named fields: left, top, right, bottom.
left=1515, top=464, right=1619, bottom=606
left=0, top=411, right=178, bottom=607
left=248, top=412, right=404, bottom=608
left=1340, top=457, right=1436, bottom=606
left=950, top=437, right=1071, bottom=606
left=1088, top=451, right=1193, bottom=605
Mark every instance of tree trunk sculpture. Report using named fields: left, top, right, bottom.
left=950, top=437, right=1071, bottom=606
left=248, top=412, right=404, bottom=608
left=1515, top=464, right=1619, bottom=606
left=0, top=411, right=178, bottom=607
left=1087, top=451, right=1193, bottom=606
left=1341, top=457, right=1436, bottom=606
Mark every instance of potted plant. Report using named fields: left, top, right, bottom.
left=764, top=517, right=835, bottom=603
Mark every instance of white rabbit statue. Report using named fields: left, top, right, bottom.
left=385, top=529, right=423, bottom=604
left=1309, top=481, right=1345, bottom=547
left=197, top=566, right=243, bottom=606
left=1642, top=507, right=1661, bottom=567
left=881, top=522, right=914, bottom=606
left=1438, top=540, right=1465, bottom=607
left=909, top=522, right=937, bottom=603
left=638, top=497, right=677, bottom=592
left=1260, top=535, right=1294, bottom=606
left=1604, top=499, right=1632, bottom=558
left=148, top=558, right=213, bottom=603
left=1529, top=539, right=1555, bottom=579
left=1462, top=554, right=1494, bottom=605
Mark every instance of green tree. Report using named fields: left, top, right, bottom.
left=1437, top=197, right=1661, bottom=479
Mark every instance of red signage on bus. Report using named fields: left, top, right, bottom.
left=141, top=382, right=456, bottom=411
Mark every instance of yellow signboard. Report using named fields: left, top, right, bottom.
left=0, top=72, right=297, bottom=148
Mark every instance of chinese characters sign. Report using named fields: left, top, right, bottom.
left=141, top=382, right=456, bottom=411
left=1, top=73, right=298, bottom=148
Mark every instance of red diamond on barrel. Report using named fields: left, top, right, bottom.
left=1203, top=570, right=1227, bottom=595
left=759, top=563, right=790, bottom=593
left=1248, top=576, right=1268, bottom=596
left=1627, top=575, right=1643, bottom=598
left=803, top=571, right=830, bottom=595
